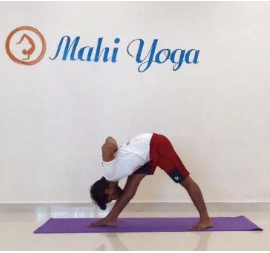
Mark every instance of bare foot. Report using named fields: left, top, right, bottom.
left=191, top=218, right=213, bottom=231
left=89, top=218, right=117, bottom=227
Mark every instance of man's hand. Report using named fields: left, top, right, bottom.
left=89, top=217, right=117, bottom=227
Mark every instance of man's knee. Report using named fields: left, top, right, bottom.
left=180, top=176, right=193, bottom=189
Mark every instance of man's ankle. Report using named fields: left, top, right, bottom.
left=106, top=215, right=117, bottom=221
left=200, top=214, right=210, bottom=220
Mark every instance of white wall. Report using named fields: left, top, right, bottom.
left=0, top=2, right=269, bottom=203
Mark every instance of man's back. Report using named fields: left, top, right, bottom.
left=102, top=133, right=153, bottom=181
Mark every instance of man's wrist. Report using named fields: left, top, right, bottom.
left=106, top=213, right=118, bottom=220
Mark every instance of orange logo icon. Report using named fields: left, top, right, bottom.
left=6, top=26, right=46, bottom=65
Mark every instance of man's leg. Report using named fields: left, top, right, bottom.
left=180, top=176, right=213, bottom=230
left=152, top=135, right=212, bottom=230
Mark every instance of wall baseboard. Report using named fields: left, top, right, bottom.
left=0, top=201, right=270, bottom=213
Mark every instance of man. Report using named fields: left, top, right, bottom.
left=90, top=133, right=213, bottom=230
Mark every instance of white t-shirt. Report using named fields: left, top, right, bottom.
left=102, top=133, right=153, bottom=181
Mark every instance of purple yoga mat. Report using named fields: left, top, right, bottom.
left=34, top=216, right=262, bottom=234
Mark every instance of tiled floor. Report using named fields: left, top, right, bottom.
left=0, top=210, right=269, bottom=251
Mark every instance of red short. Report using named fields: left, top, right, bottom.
left=149, top=133, right=190, bottom=183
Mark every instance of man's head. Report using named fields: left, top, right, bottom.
left=90, top=177, right=123, bottom=210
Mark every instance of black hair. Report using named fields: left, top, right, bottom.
left=90, top=177, right=109, bottom=210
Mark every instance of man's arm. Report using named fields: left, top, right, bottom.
left=102, top=137, right=118, bottom=162
left=108, top=174, right=146, bottom=219
left=90, top=174, right=146, bottom=227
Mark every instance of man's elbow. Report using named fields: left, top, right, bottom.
left=105, top=136, right=116, bottom=144
left=104, top=137, right=118, bottom=151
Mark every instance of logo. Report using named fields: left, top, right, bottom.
left=49, top=36, right=199, bottom=72
left=5, top=26, right=200, bottom=72
left=6, top=26, right=46, bottom=65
